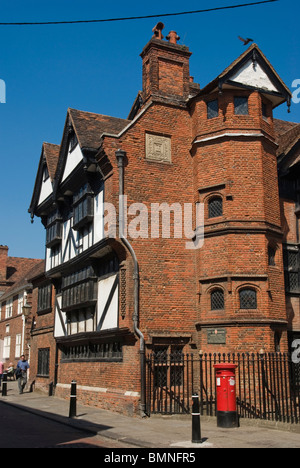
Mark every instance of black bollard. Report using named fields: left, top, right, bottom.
left=2, top=372, right=7, bottom=397
left=69, top=380, right=77, bottom=418
left=192, top=393, right=202, bottom=444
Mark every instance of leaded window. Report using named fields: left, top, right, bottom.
left=283, top=245, right=300, bottom=293
left=73, top=184, right=94, bottom=231
left=61, top=265, right=97, bottom=312
left=208, top=196, right=223, bottom=218
left=37, top=348, right=50, bottom=377
left=207, top=99, right=219, bottom=119
left=239, top=289, right=257, bottom=309
left=46, top=209, right=62, bottom=248
left=211, top=289, right=225, bottom=310
left=234, top=96, right=249, bottom=115
left=37, top=284, right=52, bottom=313
left=61, top=341, right=122, bottom=362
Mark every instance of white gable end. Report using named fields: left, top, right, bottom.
left=230, top=59, right=278, bottom=93
left=38, top=176, right=53, bottom=206
left=62, top=144, right=84, bottom=182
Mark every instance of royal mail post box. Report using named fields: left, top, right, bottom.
left=214, top=363, right=238, bottom=428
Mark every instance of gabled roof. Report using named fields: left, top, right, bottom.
left=275, top=119, right=300, bottom=175
left=0, top=258, right=44, bottom=301
left=194, top=43, right=292, bottom=109
left=28, top=143, right=60, bottom=218
left=52, top=108, right=130, bottom=196
left=68, top=108, right=130, bottom=150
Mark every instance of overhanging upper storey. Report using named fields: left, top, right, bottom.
left=29, top=107, right=130, bottom=275
left=194, top=44, right=292, bottom=111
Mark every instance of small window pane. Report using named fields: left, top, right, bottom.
left=262, top=102, right=268, bottom=118
left=234, top=97, right=249, bottom=115
left=240, top=289, right=257, bottom=309
left=208, top=197, right=223, bottom=218
left=268, top=247, right=276, bottom=266
left=207, top=100, right=219, bottom=119
left=211, top=289, right=224, bottom=310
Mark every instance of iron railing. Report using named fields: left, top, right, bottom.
left=146, top=352, right=300, bottom=423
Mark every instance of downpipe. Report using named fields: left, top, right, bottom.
left=115, top=150, right=147, bottom=418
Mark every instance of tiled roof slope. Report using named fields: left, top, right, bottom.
left=43, top=143, right=60, bottom=181
left=274, top=119, right=300, bottom=156
left=0, top=259, right=44, bottom=302
left=68, top=108, right=130, bottom=150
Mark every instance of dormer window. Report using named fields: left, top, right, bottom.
left=72, top=184, right=94, bottom=231
left=234, top=96, right=249, bottom=115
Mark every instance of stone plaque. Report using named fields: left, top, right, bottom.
left=145, top=133, right=171, bottom=163
left=207, top=328, right=227, bottom=345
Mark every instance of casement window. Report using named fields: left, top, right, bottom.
left=234, top=96, right=249, bottom=115
left=38, top=284, right=52, bottom=313
left=17, top=294, right=24, bottom=315
left=72, top=184, right=94, bottom=231
left=61, top=265, right=97, bottom=312
left=15, top=334, right=21, bottom=358
left=207, top=99, right=219, bottom=119
left=283, top=245, right=300, bottom=293
left=61, top=341, right=123, bottom=362
left=239, top=288, right=257, bottom=310
left=37, top=348, right=50, bottom=377
left=67, top=308, right=96, bottom=335
left=208, top=196, right=223, bottom=219
left=211, top=289, right=225, bottom=310
left=152, top=346, right=184, bottom=389
left=5, top=298, right=13, bottom=319
left=46, top=209, right=62, bottom=248
left=3, top=336, right=11, bottom=359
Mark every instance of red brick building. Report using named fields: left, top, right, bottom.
left=28, top=26, right=299, bottom=415
left=0, top=246, right=43, bottom=369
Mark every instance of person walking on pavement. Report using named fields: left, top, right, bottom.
left=16, top=355, right=30, bottom=394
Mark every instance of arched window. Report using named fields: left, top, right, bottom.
left=211, top=289, right=225, bottom=310
left=208, top=196, right=223, bottom=219
left=239, top=288, right=257, bottom=310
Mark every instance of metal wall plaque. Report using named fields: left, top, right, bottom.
left=207, top=328, right=227, bottom=345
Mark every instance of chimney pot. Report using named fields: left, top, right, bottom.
left=166, top=31, right=180, bottom=44
left=152, top=22, right=165, bottom=40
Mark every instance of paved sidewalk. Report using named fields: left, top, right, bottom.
left=1, top=381, right=300, bottom=448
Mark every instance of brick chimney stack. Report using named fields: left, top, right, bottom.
left=140, top=24, right=192, bottom=104
left=0, top=245, right=8, bottom=282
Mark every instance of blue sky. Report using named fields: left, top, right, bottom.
left=0, top=0, right=299, bottom=259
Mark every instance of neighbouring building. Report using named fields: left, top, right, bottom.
left=0, top=246, right=43, bottom=368
left=28, top=25, right=300, bottom=416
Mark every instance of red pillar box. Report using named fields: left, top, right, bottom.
left=214, top=363, right=238, bottom=428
